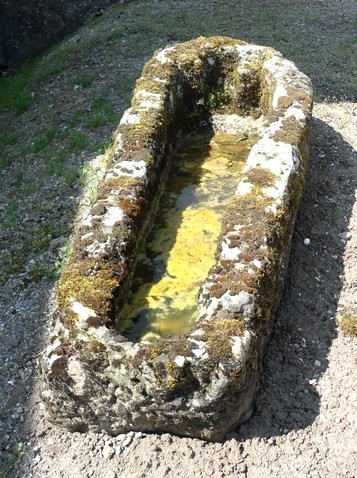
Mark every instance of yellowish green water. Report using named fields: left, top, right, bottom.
left=116, top=133, right=253, bottom=341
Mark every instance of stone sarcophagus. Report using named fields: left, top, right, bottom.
left=41, top=37, right=312, bottom=441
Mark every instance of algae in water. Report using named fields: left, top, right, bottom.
left=117, top=133, right=254, bottom=340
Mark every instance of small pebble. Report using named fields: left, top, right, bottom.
left=106, top=471, right=117, bottom=478
left=33, top=445, right=41, bottom=455
left=303, top=238, right=311, bottom=245
left=102, top=444, right=114, bottom=459
left=338, top=231, right=352, bottom=241
left=115, top=445, right=123, bottom=456
left=122, top=435, right=133, bottom=448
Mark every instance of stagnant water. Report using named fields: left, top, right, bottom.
left=116, top=132, right=255, bottom=341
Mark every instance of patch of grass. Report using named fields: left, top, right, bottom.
left=23, top=182, right=39, bottom=197
left=2, top=200, right=21, bottom=229
left=0, top=62, right=34, bottom=114
left=33, top=45, right=74, bottom=83
left=67, top=109, right=85, bottom=127
left=49, top=153, right=80, bottom=186
left=49, top=153, right=66, bottom=176
left=339, top=314, right=357, bottom=337
left=85, top=95, right=119, bottom=128
left=104, top=27, right=126, bottom=42
left=73, top=74, right=94, bottom=88
left=63, top=168, right=81, bottom=187
left=0, top=127, right=18, bottom=152
left=119, top=79, right=136, bottom=106
left=102, top=138, right=114, bottom=156
left=0, top=154, right=12, bottom=169
left=0, top=442, right=25, bottom=478
left=57, top=237, right=72, bottom=276
left=67, top=130, right=88, bottom=153
left=87, top=138, right=114, bottom=157
left=31, top=223, right=68, bottom=253
left=0, top=43, right=74, bottom=115
left=0, top=250, right=25, bottom=284
left=28, top=262, right=58, bottom=282
left=30, top=126, right=58, bottom=153
left=12, top=171, right=24, bottom=187
left=79, top=162, right=102, bottom=203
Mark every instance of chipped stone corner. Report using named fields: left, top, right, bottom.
left=40, top=36, right=313, bottom=441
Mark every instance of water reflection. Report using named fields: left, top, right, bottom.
left=116, top=133, right=254, bottom=341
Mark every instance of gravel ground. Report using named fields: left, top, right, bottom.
left=0, top=1, right=356, bottom=477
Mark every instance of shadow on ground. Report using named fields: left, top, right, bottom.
left=232, top=116, right=356, bottom=440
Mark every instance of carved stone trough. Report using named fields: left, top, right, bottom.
left=41, top=37, right=313, bottom=441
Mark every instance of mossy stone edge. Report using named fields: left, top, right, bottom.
left=41, top=36, right=313, bottom=441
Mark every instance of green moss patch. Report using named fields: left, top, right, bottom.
left=57, top=260, right=118, bottom=326
left=203, top=318, right=245, bottom=360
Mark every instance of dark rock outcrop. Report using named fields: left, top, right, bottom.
left=0, top=0, right=128, bottom=69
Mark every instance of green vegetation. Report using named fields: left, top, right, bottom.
left=27, top=262, right=58, bottom=282
left=206, top=86, right=231, bottom=110
left=0, top=127, right=18, bottom=152
left=85, top=95, right=119, bottom=128
left=79, top=162, right=103, bottom=203
left=0, top=442, right=25, bottom=478
left=34, top=46, right=74, bottom=82
left=73, top=74, right=94, bottom=88
left=30, top=126, right=58, bottom=153
left=31, top=223, right=67, bottom=253
left=0, top=44, right=74, bottom=115
left=103, top=26, right=126, bottom=42
left=58, top=237, right=72, bottom=276
left=0, top=63, right=34, bottom=114
left=67, top=130, right=88, bottom=153
left=185, top=85, right=232, bottom=125
left=68, top=109, right=86, bottom=127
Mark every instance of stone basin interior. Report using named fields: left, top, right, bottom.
left=116, top=132, right=257, bottom=341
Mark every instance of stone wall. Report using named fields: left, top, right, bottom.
left=0, top=0, right=129, bottom=69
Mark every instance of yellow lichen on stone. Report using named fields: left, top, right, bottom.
left=339, top=314, right=357, bottom=337
left=244, top=166, right=277, bottom=189
left=272, top=116, right=306, bottom=145
left=118, top=207, right=221, bottom=337
left=117, top=133, right=252, bottom=340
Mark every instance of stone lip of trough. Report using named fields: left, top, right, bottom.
left=41, top=37, right=313, bottom=441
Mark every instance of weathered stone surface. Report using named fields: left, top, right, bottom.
left=0, top=0, right=130, bottom=69
left=41, top=37, right=313, bottom=441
